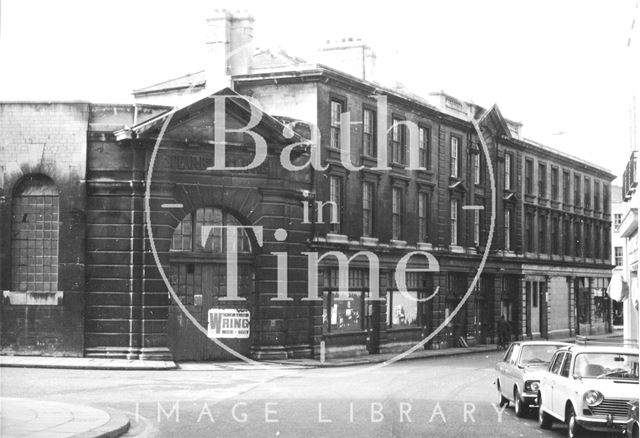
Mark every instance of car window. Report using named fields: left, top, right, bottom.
left=550, top=352, right=565, bottom=374
left=560, top=353, right=572, bottom=377
left=509, top=344, right=521, bottom=365
left=519, top=344, right=566, bottom=366
left=503, top=345, right=514, bottom=362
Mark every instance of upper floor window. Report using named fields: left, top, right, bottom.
left=584, top=177, right=591, bottom=209
left=538, top=163, right=547, bottom=198
left=392, top=187, right=404, bottom=240
left=614, top=213, right=623, bottom=229
left=473, top=153, right=481, bottom=185
left=539, top=214, right=547, bottom=253
left=525, top=158, right=534, bottom=194
left=551, top=167, right=559, bottom=200
left=329, top=175, right=343, bottom=233
left=504, top=153, right=512, bottom=190
left=574, top=174, right=581, bottom=206
left=171, top=207, right=252, bottom=253
left=11, top=175, right=59, bottom=294
left=450, top=136, right=459, bottom=178
left=563, top=219, right=571, bottom=256
left=363, top=108, right=376, bottom=156
left=418, top=126, right=430, bottom=169
left=330, top=99, right=343, bottom=149
left=504, top=208, right=511, bottom=250
left=594, top=181, right=600, bottom=211
left=615, top=246, right=623, bottom=266
left=391, top=118, right=406, bottom=164
left=418, top=192, right=429, bottom=242
left=603, top=184, right=610, bottom=214
left=563, top=170, right=571, bottom=203
left=473, top=208, right=480, bottom=245
left=551, top=216, right=560, bottom=255
left=450, top=199, right=458, bottom=245
left=362, top=181, right=374, bottom=237
left=525, top=212, right=534, bottom=251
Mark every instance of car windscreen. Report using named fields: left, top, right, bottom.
left=518, top=345, right=565, bottom=366
left=574, top=353, right=640, bottom=380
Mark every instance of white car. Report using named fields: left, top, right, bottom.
left=538, top=345, right=639, bottom=438
left=495, top=341, right=570, bottom=417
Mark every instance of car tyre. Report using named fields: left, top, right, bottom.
left=538, top=394, right=553, bottom=430
left=566, top=405, right=583, bottom=438
left=514, top=388, right=527, bottom=418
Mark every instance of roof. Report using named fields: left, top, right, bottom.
left=133, top=71, right=206, bottom=95
left=562, top=345, right=640, bottom=354
left=512, top=340, right=572, bottom=346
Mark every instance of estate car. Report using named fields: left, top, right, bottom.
left=537, top=345, right=639, bottom=437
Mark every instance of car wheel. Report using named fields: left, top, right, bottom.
left=538, top=394, right=553, bottom=430
left=497, top=382, right=509, bottom=408
left=514, top=388, right=527, bottom=417
left=566, top=405, right=583, bottom=438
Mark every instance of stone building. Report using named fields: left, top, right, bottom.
left=0, top=10, right=616, bottom=361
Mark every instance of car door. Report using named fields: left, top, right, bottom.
left=497, top=344, right=514, bottom=394
left=547, top=351, right=565, bottom=416
left=505, top=343, right=521, bottom=398
left=553, top=352, right=572, bottom=416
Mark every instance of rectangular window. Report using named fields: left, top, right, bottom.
left=615, top=246, right=623, bottom=266
left=594, top=224, right=601, bottom=259
left=563, top=170, right=571, bottom=203
left=574, top=174, right=581, bottom=206
left=473, top=153, right=481, bottom=185
left=322, top=269, right=366, bottom=333
left=419, top=126, right=430, bottom=168
left=418, top=192, right=429, bottom=242
left=330, top=100, right=342, bottom=149
left=525, top=212, right=534, bottom=252
left=473, top=208, right=480, bottom=245
left=614, top=213, right=623, bottom=228
left=387, top=290, right=420, bottom=328
left=450, top=136, right=459, bottom=177
left=551, top=216, right=559, bottom=254
left=450, top=199, right=458, bottom=245
left=539, top=214, right=547, bottom=253
left=525, top=158, right=533, bottom=194
left=603, top=184, right=610, bottom=213
left=538, top=163, right=547, bottom=197
left=362, top=182, right=374, bottom=237
left=392, top=187, right=404, bottom=240
left=584, top=177, right=591, bottom=209
left=563, top=219, right=571, bottom=256
left=594, top=181, right=600, bottom=211
left=329, top=175, right=342, bottom=233
left=504, top=209, right=511, bottom=250
left=363, top=108, right=376, bottom=156
left=391, top=118, right=405, bottom=164
left=551, top=167, right=559, bottom=200
left=504, top=153, right=512, bottom=190
left=575, top=220, right=582, bottom=257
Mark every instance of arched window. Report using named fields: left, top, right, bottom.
left=171, top=207, right=251, bottom=253
left=11, top=175, right=59, bottom=294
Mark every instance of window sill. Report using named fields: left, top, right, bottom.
left=3, top=290, right=63, bottom=306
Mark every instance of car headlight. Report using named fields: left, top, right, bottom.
left=583, top=390, right=604, bottom=407
left=524, top=380, right=540, bottom=392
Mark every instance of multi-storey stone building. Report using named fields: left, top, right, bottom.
left=0, top=10, right=615, bottom=361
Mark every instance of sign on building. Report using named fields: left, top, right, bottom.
left=207, top=309, right=250, bottom=339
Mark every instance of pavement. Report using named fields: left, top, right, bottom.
left=0, top=331, right=624, bottom=438
left=0, top=397, right=129, bottom=438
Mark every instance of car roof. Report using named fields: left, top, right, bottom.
left=556, top=345, right=640, bottom=354
left=512, top=341, right=572, bottom=346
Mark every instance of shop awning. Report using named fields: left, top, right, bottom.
left=607, top=273, right=629, bottom=302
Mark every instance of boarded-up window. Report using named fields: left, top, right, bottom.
left=11, top=175, right=59, bottom=294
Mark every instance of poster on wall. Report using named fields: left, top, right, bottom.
left=207, top=309, right=250, bottom=339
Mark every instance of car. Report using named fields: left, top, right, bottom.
left=626, top=399, right=639, bottom=438
left=495, top=341, right=571, bottom=417
left=537, top=345, right=639, bottom=438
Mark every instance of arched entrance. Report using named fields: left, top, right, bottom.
left=167, top=207, right=255, bottom=361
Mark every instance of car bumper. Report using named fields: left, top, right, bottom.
left=522, top=392, right=538, bottom=403
left=576, top=415, right=631, bottom=433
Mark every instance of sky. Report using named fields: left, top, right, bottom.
left=0, top=0, right=637, bottom=181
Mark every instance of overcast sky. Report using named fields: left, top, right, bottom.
left=0, top=0, right=637, bottom=181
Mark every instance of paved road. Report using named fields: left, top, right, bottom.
left=1, top=351, right=599, bottom=437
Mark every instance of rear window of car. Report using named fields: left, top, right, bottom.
left=518, top=345, right=565, bottom=366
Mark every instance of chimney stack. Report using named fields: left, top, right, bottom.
left=317, top=38, right=376, bottom=81
left=204, top=10, right=254, bottom=91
